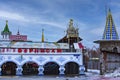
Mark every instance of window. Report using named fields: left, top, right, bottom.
left=113, top=47, right=118, bottom=53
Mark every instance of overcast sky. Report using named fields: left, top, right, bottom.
left=0, top=0, right=120, bottom=48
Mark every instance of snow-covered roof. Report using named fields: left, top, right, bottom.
left=0, top=41, right=69, bottom=49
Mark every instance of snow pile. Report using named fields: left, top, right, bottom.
left=87, top=69, right=100, bottom=74
left=85, top=69, right=100, bottom=77
left=105, top=67, right=120, bottom=77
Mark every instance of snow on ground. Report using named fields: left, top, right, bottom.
left=85, top=69, right=100, bottom=76
left=86, top=69, right=120, bottom=80
left=87, top=68, right=120, bottom=78
left=0, top=69, right=120, bottom=80
left=87, top=69, right=100, bottom=74
left=85, top=69, right=100, bottom=78
left=105, top=67, right=120, bottom=77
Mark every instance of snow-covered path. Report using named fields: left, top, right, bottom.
left=0, top=69, right=120, bottom=80
left=0, top=75, right=120, bottom=80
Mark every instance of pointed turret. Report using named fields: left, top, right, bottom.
left=102, top=9, right=119, bottom=40
left=41, top=29, right=44, bottom=42
left=1, top=20, right=12, bottom=39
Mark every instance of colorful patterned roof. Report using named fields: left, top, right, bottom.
left=102, top=9, right=119, bottom=40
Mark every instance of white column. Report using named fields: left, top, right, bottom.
left=59, top=65, right=65, bottom=76
left=79, top=65, right=85, bottom=75
left=16, top=65, right=23, bottom=76
left=38, top=65, right=44, bottom=76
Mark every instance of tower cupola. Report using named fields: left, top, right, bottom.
left=1, top=20, right=12, bottom=40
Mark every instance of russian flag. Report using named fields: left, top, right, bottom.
left=78, top=42, right=84, bottom=49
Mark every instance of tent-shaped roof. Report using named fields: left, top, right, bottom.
left=102, top=9, right=119, bottom=40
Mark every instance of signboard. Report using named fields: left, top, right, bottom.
left=0, top=48, right=62, bottom=53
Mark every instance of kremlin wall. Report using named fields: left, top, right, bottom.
left=0, top=19, right=85, bottom=76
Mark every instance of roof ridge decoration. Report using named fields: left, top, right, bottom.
left=102, top=9, right=119, bottom=40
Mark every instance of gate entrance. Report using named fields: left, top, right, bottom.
left=22, top=62, right=39, bottom=75
left=43, top=62, right=59, bottom=75
left=1, top=62, right=17, bottom=75
left=65, top=62, right=79, bottom=76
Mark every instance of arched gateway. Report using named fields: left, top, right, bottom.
left=43, top=62, right=60, bottom=75
left=65, top=62, right=79, bottom=75
left=22, top=61, right=39, bottom=75
left=1, top=61, right=17, bottom=75
left=0, top=42, right=83, bottom=75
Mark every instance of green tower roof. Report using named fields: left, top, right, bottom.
left=1, top=20, right=12, bottom=35
left=3, top=20, right=10, bottom=32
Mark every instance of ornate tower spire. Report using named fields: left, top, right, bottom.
left=67, top=19, right=79, bottom=38
left=102, top=9, right=119, bottom=40
left=41, top=29, right=44, bottom=42
left=1, top=20, right=12, bottom=40
left=69, top=19, right=73, bottom=28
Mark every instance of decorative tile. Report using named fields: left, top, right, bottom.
left=70, top=57, right=73, bottom=60
left=49, top=56, right=53, bottom=60
left=0, top=56, right=4, bottom=62
left=8, top=56, right=11, bottom=60
left=73, top=54, right=80, bottom=59
left=29, top=57, right=32, bottom=60
left=37, top=56, right=46, bottom=63
left=57, top=56, right=66, bottom=63
left=15, top=55, right=25, bottom=63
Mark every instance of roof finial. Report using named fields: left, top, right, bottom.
left=108, top=8, right=111, bottom=13
left=17, top=28, right=20, bottom=35
left=6, top=20, right=8, bottom=24
left=41, top=28, right=44, bottom=42
left=69, top=19, right=73, bottom=28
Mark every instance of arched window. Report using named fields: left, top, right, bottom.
left=113, top=47, right=118, bottom=53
